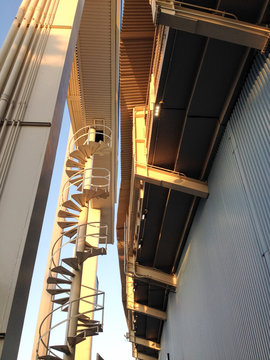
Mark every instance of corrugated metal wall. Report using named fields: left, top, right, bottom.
left=160, top=53, right=270, bottom=360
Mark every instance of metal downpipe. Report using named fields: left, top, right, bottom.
left=0, top=0, right=58, bottom=195
left=0, top=0, right=48, bottom=120
left=0, top=0, right=32, bottom=70
left=0, top=0, right=39, bottom=95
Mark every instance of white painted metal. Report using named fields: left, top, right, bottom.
left=0, top=0, right=40, bottom=96
left=65, top=206, right=88, bottom=360
left=0, top=0, right=32, bottom=70
left=0, top=0, right=85, bottom=358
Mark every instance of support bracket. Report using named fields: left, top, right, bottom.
left=151, top=0, right=270, bottom=52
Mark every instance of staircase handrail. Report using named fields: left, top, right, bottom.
left=62, top=167, right=110, bottom=204
left=37, top=289, right=105, bottom=359
left=50, top=222, right=108, bottom=274
left=69, top=124, right=112, bottom=155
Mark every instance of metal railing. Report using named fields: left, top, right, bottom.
left=36, top=288, right=105, bottom=359
left=61, top=168, right=110, bottom=204
left=68, top=124, right=112, bottom=155
left=151, top=0, right=238, bottom=20
left=49, top=222, right=108, bottom=275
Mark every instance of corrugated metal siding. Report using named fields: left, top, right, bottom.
left=160, top=53, right=270, bottom=360
left=230, top=54, right=270, bottom=263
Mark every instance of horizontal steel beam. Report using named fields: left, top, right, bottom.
left=126, top=276, right=167, bottom=321
left=128, top=260, right=177, bottom=287
left=127, top=301, right=167, bottom=321
left=129, top=331, right=161, bottom=351
left=152, top=0, right=270, bottom=52
left=135, top=164, right=209, bottom=198
left=137, top=353, right=158, bottom=360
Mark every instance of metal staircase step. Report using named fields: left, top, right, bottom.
left=69, top=149, right=86, bottom=162
left=79, top=142, right=110, bottom=157
left=78, top=144, right=91, bottom=157
left=47, top=277, right=72, bottom=285
left=67, top=334, right=86, bottom=347
left=66, top=158, right=85, bottom=169
left=77, top=322, right=99, bottom=328
left=62, top=305, right=69, bottom=312
left=50, top=345, right=71, bottom=355
left=62, top=257, right=79, bottom=270
left=58, top=210, right=79, bottom=219
left=71, top=193, right=89, bottom=207
left=81, top=327, right=100, bottom=336
left=51, top=266, right=75, bottom=277
left=63, top=227, right=77, bottom=238
left=82, top=188, right=109, bottom=201
left=77, top=184, right=83, bottom=192
left=46, top=288, right=70, bottom=295
left=38, top=355, right=61, bottom=360
left=66, top=169, right=79, bottom=178
left=62, top=200, right=81, bottom=212
left=78, top=315, right=99, bottom=324
left=52, top=297, right=69, bottom=305
left=69, top=175, right=83, bottom=185
left=76, top=247, right=106, bottom=263
left=83, top=187, right=109, bottom=199
left=58, top=220, right=78, bottom=229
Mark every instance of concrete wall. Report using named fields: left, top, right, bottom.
left=159, top=54, right=270, bottom=360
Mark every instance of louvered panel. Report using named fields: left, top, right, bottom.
left=67, top=53, right=85, bottom=133
left=76, top=0, right=112, bottom=129
left=117, top=0, right=154, bottom=321
left=122, top=0, right=154, bottom=33
left=120, top=3, right=154, bottom=183
left=229, top=53, right=270, bottom=259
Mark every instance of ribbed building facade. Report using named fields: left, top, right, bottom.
left=160, top=52, right=270, bottom=360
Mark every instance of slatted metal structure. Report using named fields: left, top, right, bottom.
left=117, top=0, right=154, bottom=313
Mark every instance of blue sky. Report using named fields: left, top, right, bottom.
left=1, top=2, right=132, bottom=359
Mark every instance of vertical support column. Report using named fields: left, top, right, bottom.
left=66, top=205, right=88, bottom=360
left=75, top=207, right=101, bottom=360
left=83, top=128, right=96, bottom=192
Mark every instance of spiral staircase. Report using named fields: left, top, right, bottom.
left=36, top=124, right=112, bottom=360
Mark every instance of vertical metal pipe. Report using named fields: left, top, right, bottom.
left=65, top=206, right=88, bottom=360
left=0, top=0, right=48, bottom=119
left=0, top=0, right=32, bottom=70
left=82, top=128, right=96, bottom=192
left=0, top=0, right=39, bottom=94
left=0, top=0, right=57, bottom=193
left=74, top=208, right=101, bottom=360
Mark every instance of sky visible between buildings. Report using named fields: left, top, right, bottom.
left=0, top=2, right=132, bottom=359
